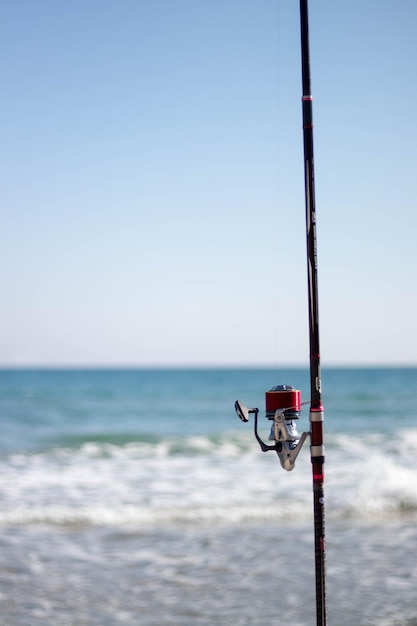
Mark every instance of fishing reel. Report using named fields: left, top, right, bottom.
left=235, top=385, right=309, bottom=471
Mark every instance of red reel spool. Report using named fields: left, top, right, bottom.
left=265, top=386, right=301, bottom=418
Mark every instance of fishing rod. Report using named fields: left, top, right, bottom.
left=234, top=1, right=327, bottom=624
left=300, top=0, right=327, bottom=622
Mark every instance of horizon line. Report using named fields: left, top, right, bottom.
left=0, top=362, right=416, bottom=370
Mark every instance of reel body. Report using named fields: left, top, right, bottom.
left=235, top=384, right=309, bottom=471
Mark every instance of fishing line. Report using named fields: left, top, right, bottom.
left=274, top=0, right=284, bottom=368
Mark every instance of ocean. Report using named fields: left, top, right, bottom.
left=0, top=367, right=416, bottom=625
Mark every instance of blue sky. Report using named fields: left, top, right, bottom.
left=1, top=0, right=416, bottom=366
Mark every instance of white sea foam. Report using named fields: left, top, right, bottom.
left=1, top=429, right=417, bottom=527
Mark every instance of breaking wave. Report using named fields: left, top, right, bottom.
left=1, top=429, right=417, bottom=527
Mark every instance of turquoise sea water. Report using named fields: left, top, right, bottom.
left=1, top=367, right=416, bottom=625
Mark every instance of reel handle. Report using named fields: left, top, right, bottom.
left=234, top=400, right=256, bottom=423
